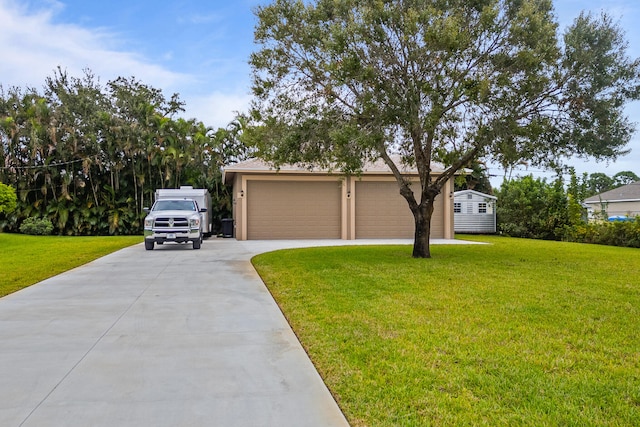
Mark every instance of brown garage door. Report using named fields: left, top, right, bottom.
left=355, top=181, right=444, bottom=238
left=247, top=180, right=342, bottom=239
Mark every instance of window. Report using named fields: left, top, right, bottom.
left=454, top=202, right=461, bottom=213
left=154, top=200, right=197, bottom=211
left=467, top=194, right=473, bottom=199
left=478, top=203, right=487, bottom=214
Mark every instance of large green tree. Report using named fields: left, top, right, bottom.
left=1, top=69, right=247, bottom=235
left=249, top=0, right=640, bottom=257
left=585, top=172, right=615, bottom=196
left=613, top=170, right=639, bottom=187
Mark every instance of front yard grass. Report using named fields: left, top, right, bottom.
left=0, top=233, right=142, bottom=297
left=253, top=236, right=640, bottom=426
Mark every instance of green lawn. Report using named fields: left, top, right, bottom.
left=252, top=236, right=640, bottom=426
left=0, top=233, right=142, bottom=297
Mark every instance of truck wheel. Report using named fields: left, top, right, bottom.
left=145, top=240, right=154, bottom=250
left=193, top=238, right=201, bottom=249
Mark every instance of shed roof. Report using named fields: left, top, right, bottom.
left=583, top=181, right=640, bottom=204
left=222, top=156, right=446, bottom=183
left=454, top=190, right=497, bottom=200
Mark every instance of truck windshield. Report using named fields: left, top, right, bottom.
left=153, top=200, right=196, bottom=211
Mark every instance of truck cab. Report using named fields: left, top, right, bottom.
left=143, top=198, right=205, bottom=250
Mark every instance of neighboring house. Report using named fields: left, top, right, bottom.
left=222, top=157, right=456, bottom=240
left=453, top=190, right=497, bottom=234
left=583, top=181, right=640, bottom=221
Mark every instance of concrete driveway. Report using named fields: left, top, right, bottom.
left=0, top=237, right=472, bottom=426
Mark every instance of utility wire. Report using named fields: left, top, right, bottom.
left=0, top=156, right=100, bottom=171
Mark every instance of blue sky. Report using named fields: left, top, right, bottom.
left=1, top=0, right=639, bottom=182
left=0, top=0, right=261, bottom=129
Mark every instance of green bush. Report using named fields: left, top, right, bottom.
left=19, top=217, right=54, bottom=236
left=0, top=182, right=17, bottom=214
left=564, top=218, right=640, bottom=248
left=496, top=175, right=569, bottom=240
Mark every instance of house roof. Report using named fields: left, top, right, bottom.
left=222, top=156, right=447, bottom=183
left=583, top=181, right=640, bottom=204
left=454, top=190, right=497, bottom=200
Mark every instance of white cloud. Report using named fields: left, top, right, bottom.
left=0, top=0, right=248, bottom=128
left=183, top=91, right=252, bottom=129
left=0, top=0, right=186, bottom=91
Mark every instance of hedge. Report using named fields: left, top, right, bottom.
left=564, top=218, right=640, bottom=248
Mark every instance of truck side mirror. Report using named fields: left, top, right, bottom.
left=200, top=208, right=207, bottom=212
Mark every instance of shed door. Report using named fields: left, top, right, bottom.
left=354, top=181, right=444, bottom=239
left=246, top=180, right=342, bottom=239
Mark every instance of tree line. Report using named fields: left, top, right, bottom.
left=0, top=68, right=248, bottom=235
left=495, top=169, right=640, bottom=247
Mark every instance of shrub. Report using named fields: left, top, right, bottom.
left=564, top=218, right=640, bottom=248
left=496, top=175, right=569, bottom=240
left=19, top=217, right=54, bottom=236
left=0, top=183, right=17, bottom=214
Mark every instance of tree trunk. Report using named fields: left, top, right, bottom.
left=411, top=201, right=434, bottom=258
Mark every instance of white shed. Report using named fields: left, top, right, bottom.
left=454, top=190, right=497, bottom=234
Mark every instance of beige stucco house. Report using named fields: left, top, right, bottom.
left=222, top=158, right=455, bottom=240
left=583, top=181, right=640, bottom=220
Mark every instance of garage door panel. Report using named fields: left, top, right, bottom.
left=355, top=181, right=444, bottom=239
left=247, top=181, right=341, bottom=239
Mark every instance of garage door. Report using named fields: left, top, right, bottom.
left=247, top=180, right=342, bottom=239
left=355, top=181, right=444, bottom=238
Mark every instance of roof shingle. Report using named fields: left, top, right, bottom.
left=583, top=181, right=640, bottom=203
left=222, top=156, right=447, bottom=183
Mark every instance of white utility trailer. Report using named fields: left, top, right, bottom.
left=155, top=186, right=213, bottom=236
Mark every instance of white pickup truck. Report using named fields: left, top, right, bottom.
left=143, top=198, right=205, bottom=250
left=155, top=187, right=213, bottom=236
